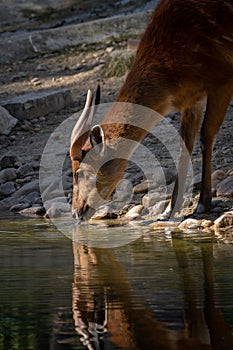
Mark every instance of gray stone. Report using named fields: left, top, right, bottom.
left=12, top=179, right=39, bottom=199
left=10, top=202, right=31, bottom=212
left=19, top=206, right=45, bottom=216
left=191, top=173, right=202, bottom=189
left=133, top=181, right=149, bottom=194
left=16, top=163, right=34, bottom=178
left=0, top=106, right=17, bottom=135
left=44, top=202, right=70, bottom=218
left=25, top=191, right=41, bottom=205
left=0, top=155, right=18, bottom=168
left=216, top=176, right=233, bottom=198
left=1, top=88, right=72, bottom=120
left=0, top=168, right=17, bottom=184
left=0, top=182, right=16, bottom=196
left=142, top=191, right=169, bottom=208
left=28, top=161, right=40, bottom=170
left=150, top=199, right=170, bottom=216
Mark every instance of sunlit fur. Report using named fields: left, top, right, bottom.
left=71, top=0, right=233, bottom=220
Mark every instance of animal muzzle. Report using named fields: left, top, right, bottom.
left=72, top=202, right=95, bottom=222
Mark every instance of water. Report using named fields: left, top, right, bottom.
left=0, top=217, right=233, bottom=350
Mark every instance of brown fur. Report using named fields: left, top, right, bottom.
left=71, top=0, right=233, bottom=219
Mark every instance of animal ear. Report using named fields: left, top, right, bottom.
left=90, top=125, right=105, bottom=156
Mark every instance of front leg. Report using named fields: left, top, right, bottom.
left=161, top=102, right=204, bottom=219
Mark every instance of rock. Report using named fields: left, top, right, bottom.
left=91, top=205, right=118, bottom=220
left=0, top=106, right=17, bottom=135
left=1, top=88, right=72, bottom=120
left=0, top=168, right=17, bottom=184
left=125, top=204, right=144, bottom=216
left=216, top=176, right=233, bottom=198
left=12, top=179, right=39, bottom=199
left=191, top=173, right=202, bottom=189
left=142, top=191, right=160, bottom=208
left=133, top=181, right=149, bottom=194
left=16, top=176, right=32, bottom=184
left=28, top=161, right=40, bottom=170
left=123, top=213, right=141, bottom=221
left=214, top=211, right=233, bottom=229
left=150, top=220, right=179, bottom=230
left=16, top=163, right=34, bottom=178
left=62, top=175, right=72, bottom=191
left=142, top=191, right=169, bottom=208
left=0, top=182, right=16, bottom=196
left=211, top=170, right=227, bottom=191
left=25, top=191, right=41, bottom=205
left=149, top=199, right=170, bottom=217
left=178, top=218, right=213, bottom=230
left=44, top=202, right=70, bottom=218
left=19, top=206, right=45, bottom=216
left=0, top=155, right=18, bottom=168
left=164, top=168, right=176, bottom=185
left=10, top=202, right=31, bottom=212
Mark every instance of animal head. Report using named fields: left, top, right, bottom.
left=70, top=86, right=129, bottom=221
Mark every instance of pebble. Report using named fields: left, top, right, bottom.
left=106, top=46, right=114, bottom=53
left=36, top=64, right=48, bottom=71
left=0, top=155, right=18, bottom=168
left=31, top=77, right=41, bottom=86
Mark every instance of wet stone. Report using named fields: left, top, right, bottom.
left=19, top=206, right=45, bottom=216
left=10, top=202, right=31, bottom=212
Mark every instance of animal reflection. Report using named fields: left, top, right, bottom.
left=72, top=240, right=233, bottom=350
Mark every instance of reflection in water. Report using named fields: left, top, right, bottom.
left=0, top=219, right=233, bottom=350
left=72, top=237, right=233, bottom=350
